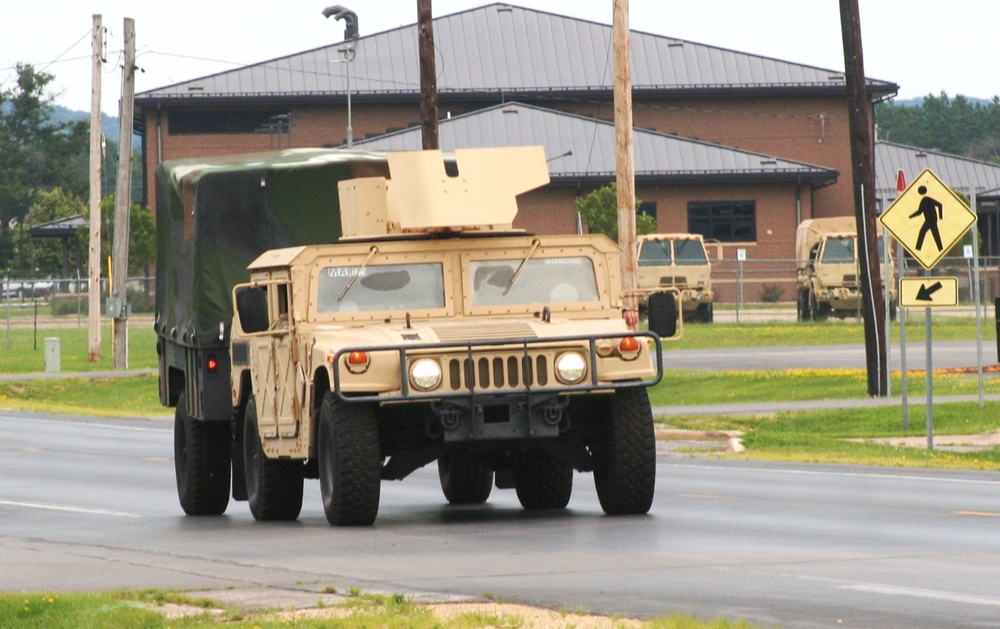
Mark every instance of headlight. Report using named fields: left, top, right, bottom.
left=555, top=352, right=587, bottom=384
left=409, top=358, right=442, bottom=391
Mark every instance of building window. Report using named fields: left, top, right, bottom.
left=688, top=201, right=756, bottom=242
left=638, top=201, right=657, bottom=221
left=169, top=110, right=287, bottom=135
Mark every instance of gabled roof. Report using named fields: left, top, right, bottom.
left=136, top=3, right=896, bottom=105
left=875, top=141, right=1000, bottom=202
left=351, top=102, right=838, bottom=185
left=28, top=215, right=88, bottom=238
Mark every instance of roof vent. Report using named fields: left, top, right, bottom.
left=827, top=73, right=845, bottom=81
left=503, top=106, right=518, bottom=114
left=667, top=39, right=684, bottom=47
left=497, top=4, right=513, bottom=12
left=187, top=85, right=205, bottom=92
left=760, top=157, right=777, bottom=165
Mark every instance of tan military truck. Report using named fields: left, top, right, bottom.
left=636, top=233, right=714, bottom=323
left=795, top=217, right=895, bottom=321
left=162, top=146, right=678, bottom=526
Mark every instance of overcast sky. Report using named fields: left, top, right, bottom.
left=4, top=1, right=998, bottom=115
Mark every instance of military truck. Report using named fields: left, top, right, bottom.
left=795, top=217, right=895, bottom=321
left=157, top=146, right=678, bottom=526
left=636, top=233, right=714, bottom=323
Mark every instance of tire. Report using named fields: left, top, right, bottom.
left=797, top=290, right=811, bottom=321
left=705, top=302, right=714, bottom=323
left=591, top=387, right=656, bottom=515
left=438, top=451, right=493, bottom=504
left=244, top=396, right=303, bottom=521
left=174, top=389, right=231, bottom=516
left=694, top=303, right=710, bottom=323
left=809, top=292, right=830, bottom=321
left=514, top=451, right=573, bottom=510
left=318, top=393, right=381, bottom=526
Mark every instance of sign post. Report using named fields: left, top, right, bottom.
left=879, top=168, right=977, bottom=449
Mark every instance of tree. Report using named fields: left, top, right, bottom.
left=574, top=183, right=657, bottom=242
left=11, top=187, right=86, bottom=276
left=0, top=63, right=89, bottom=268
left=876, top=93, right=1000, bottom=163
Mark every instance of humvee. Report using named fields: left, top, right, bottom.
left=636, top=233, right=714, bottom=323
left=163, top=146, right=678, bottom=526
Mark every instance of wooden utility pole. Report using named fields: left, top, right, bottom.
left=613, top=0, right=637, bottom=314
left=417, top=0, right=439, bottom=149
left=88, top=14, right=103, bottom=362
left=839, top=0, right=887, bottom=396
left=112, top=17, right=136, bottom=369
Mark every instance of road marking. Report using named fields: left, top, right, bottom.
left=838, top=583, right=1000, bottom=607
left=0, top=499, right=140, bottom=518
left=664, top=463, right=1000, bottom=486
left=954, top=510, right=1000, bottom=518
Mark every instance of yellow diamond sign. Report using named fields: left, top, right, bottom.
left=879, top=168, right=976, bottom=269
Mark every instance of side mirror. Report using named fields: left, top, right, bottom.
left=235, top=286, right=269, bottom=334
left=647, top=291, right=678, bottom=339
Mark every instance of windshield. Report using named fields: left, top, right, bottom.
left=820, top=237, right=855, bottom=263
left=638, top=240, right=671, bottom=266
left=470, top=257, right=599, bottom=306
left=674, top=239, right=708, bottom=265
left=317, top=262, right=445, bottom=313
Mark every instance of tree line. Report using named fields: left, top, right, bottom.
left=876, top=93, right=1000, bottom=163
left=0, top=64, right=151, bottom=281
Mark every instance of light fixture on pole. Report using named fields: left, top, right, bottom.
left=323, top=5, right=358, bottom=148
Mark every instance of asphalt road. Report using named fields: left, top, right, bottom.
left=664, top=339, right=997, bottom=372
left=4, top=410, right=1000, bottom=628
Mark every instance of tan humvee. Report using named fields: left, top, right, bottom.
left=636, top=233, right=715, bottom=323
left=229, top=147, right=678, bottom=526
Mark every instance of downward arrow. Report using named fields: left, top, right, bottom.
left=916, top=281, right=943, bottom=301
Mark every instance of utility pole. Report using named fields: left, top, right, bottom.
left=112, top=17, right=135, bottom=369
left=88, top=14, right=103, bottom=362
left=613, top=0, right=637, bottom=316
left=417, top=0, right=439, bottom=149
left=839, top=0, right=887, bottom=396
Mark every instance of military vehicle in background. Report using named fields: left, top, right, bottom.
left=636, top=233, right=714, bottom=323
left=795, top=217, right=895, bottom=321
left=157, top=146, right=679, bottom=526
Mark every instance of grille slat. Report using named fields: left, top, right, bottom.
left=445, top=350, right=564, bottom=393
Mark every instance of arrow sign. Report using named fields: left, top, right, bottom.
left=899, top=277, right=959, bottom=308
left=915, top=281, right=943, bottom=301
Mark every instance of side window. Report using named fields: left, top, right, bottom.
left=235, top=286, right=269, bottom=334
left=272, top=284, right=291, bottom=329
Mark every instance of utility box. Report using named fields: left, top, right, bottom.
left=44, top=337, right=61, bottom=372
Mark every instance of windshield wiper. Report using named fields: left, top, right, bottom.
left=503, top=239, right=541, bottom=296
left=339, top=245, right=379, bottom=301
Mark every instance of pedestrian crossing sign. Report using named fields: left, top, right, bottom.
left=879, top=168, right=976, bottom=270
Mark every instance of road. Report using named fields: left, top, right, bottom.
left=3, top=410, right=1000, bottom=628
left=664, top=339, right=997, bottom=372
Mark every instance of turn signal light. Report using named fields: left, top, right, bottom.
left=618, top=336, right=640, bottom=360
left=345, top=350, right=370, bottom=374
left=206, top=355, right=219, bottom=374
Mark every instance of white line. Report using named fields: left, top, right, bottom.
left=839, top=583, right=1000, bottom=607
left=663, top=462, right=1000, bottom=486
left=0, top=499, right=140, bottom=518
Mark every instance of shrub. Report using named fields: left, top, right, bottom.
left=759, top=284, right=784, bottom=303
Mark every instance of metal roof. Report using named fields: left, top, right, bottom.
left=875, top=141, right=1000, bottom=203
left=136, top=3, right=896, bottom=104
left=351, top=102, right=838, bottom=185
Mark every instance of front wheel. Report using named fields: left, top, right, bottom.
left=591, top=388, right=656, bottom=515
left=244, top=396, right=303, bottom=521
left=174, top=389, right=231, bottom=516
left=318, top=393, right=382, bottom=526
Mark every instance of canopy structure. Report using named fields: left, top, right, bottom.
left=29, top=215, right=87, bottom=278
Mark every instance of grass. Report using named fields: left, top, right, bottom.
left=0, top=322, right=158, bottom=374
left=0, top=591, right=762, bottom=629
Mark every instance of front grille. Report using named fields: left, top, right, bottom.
left=660, top=275, right=688, bottom=287
left=843, top=274, right=858, bottom=285
left=445, top=354, right=551, bottom=392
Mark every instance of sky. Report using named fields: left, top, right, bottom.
left=4, top=1, right=998, bottom=115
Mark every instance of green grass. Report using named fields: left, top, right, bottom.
left=0, top=591, right=761, bottom=629
left=0, top=374, right=166, bottom=417
left=0, top=322, right=158, bottom=374
left=665, top=401, right=1000, bottom=471
left=670, top=315, right=994, bottom=349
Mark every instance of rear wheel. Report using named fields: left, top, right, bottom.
left=438, top=452, right=493, bottom=504
left=591, top=388, right=656, bottom=515
left=318, top=393, right=381, bottom=526
left=797, top=290, right=811, bottom=321
left=244, top=396, right=303, bottom=521
left=174, top=389, right=231, bottom=516
left=514, top=451, right=572, bottom=510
